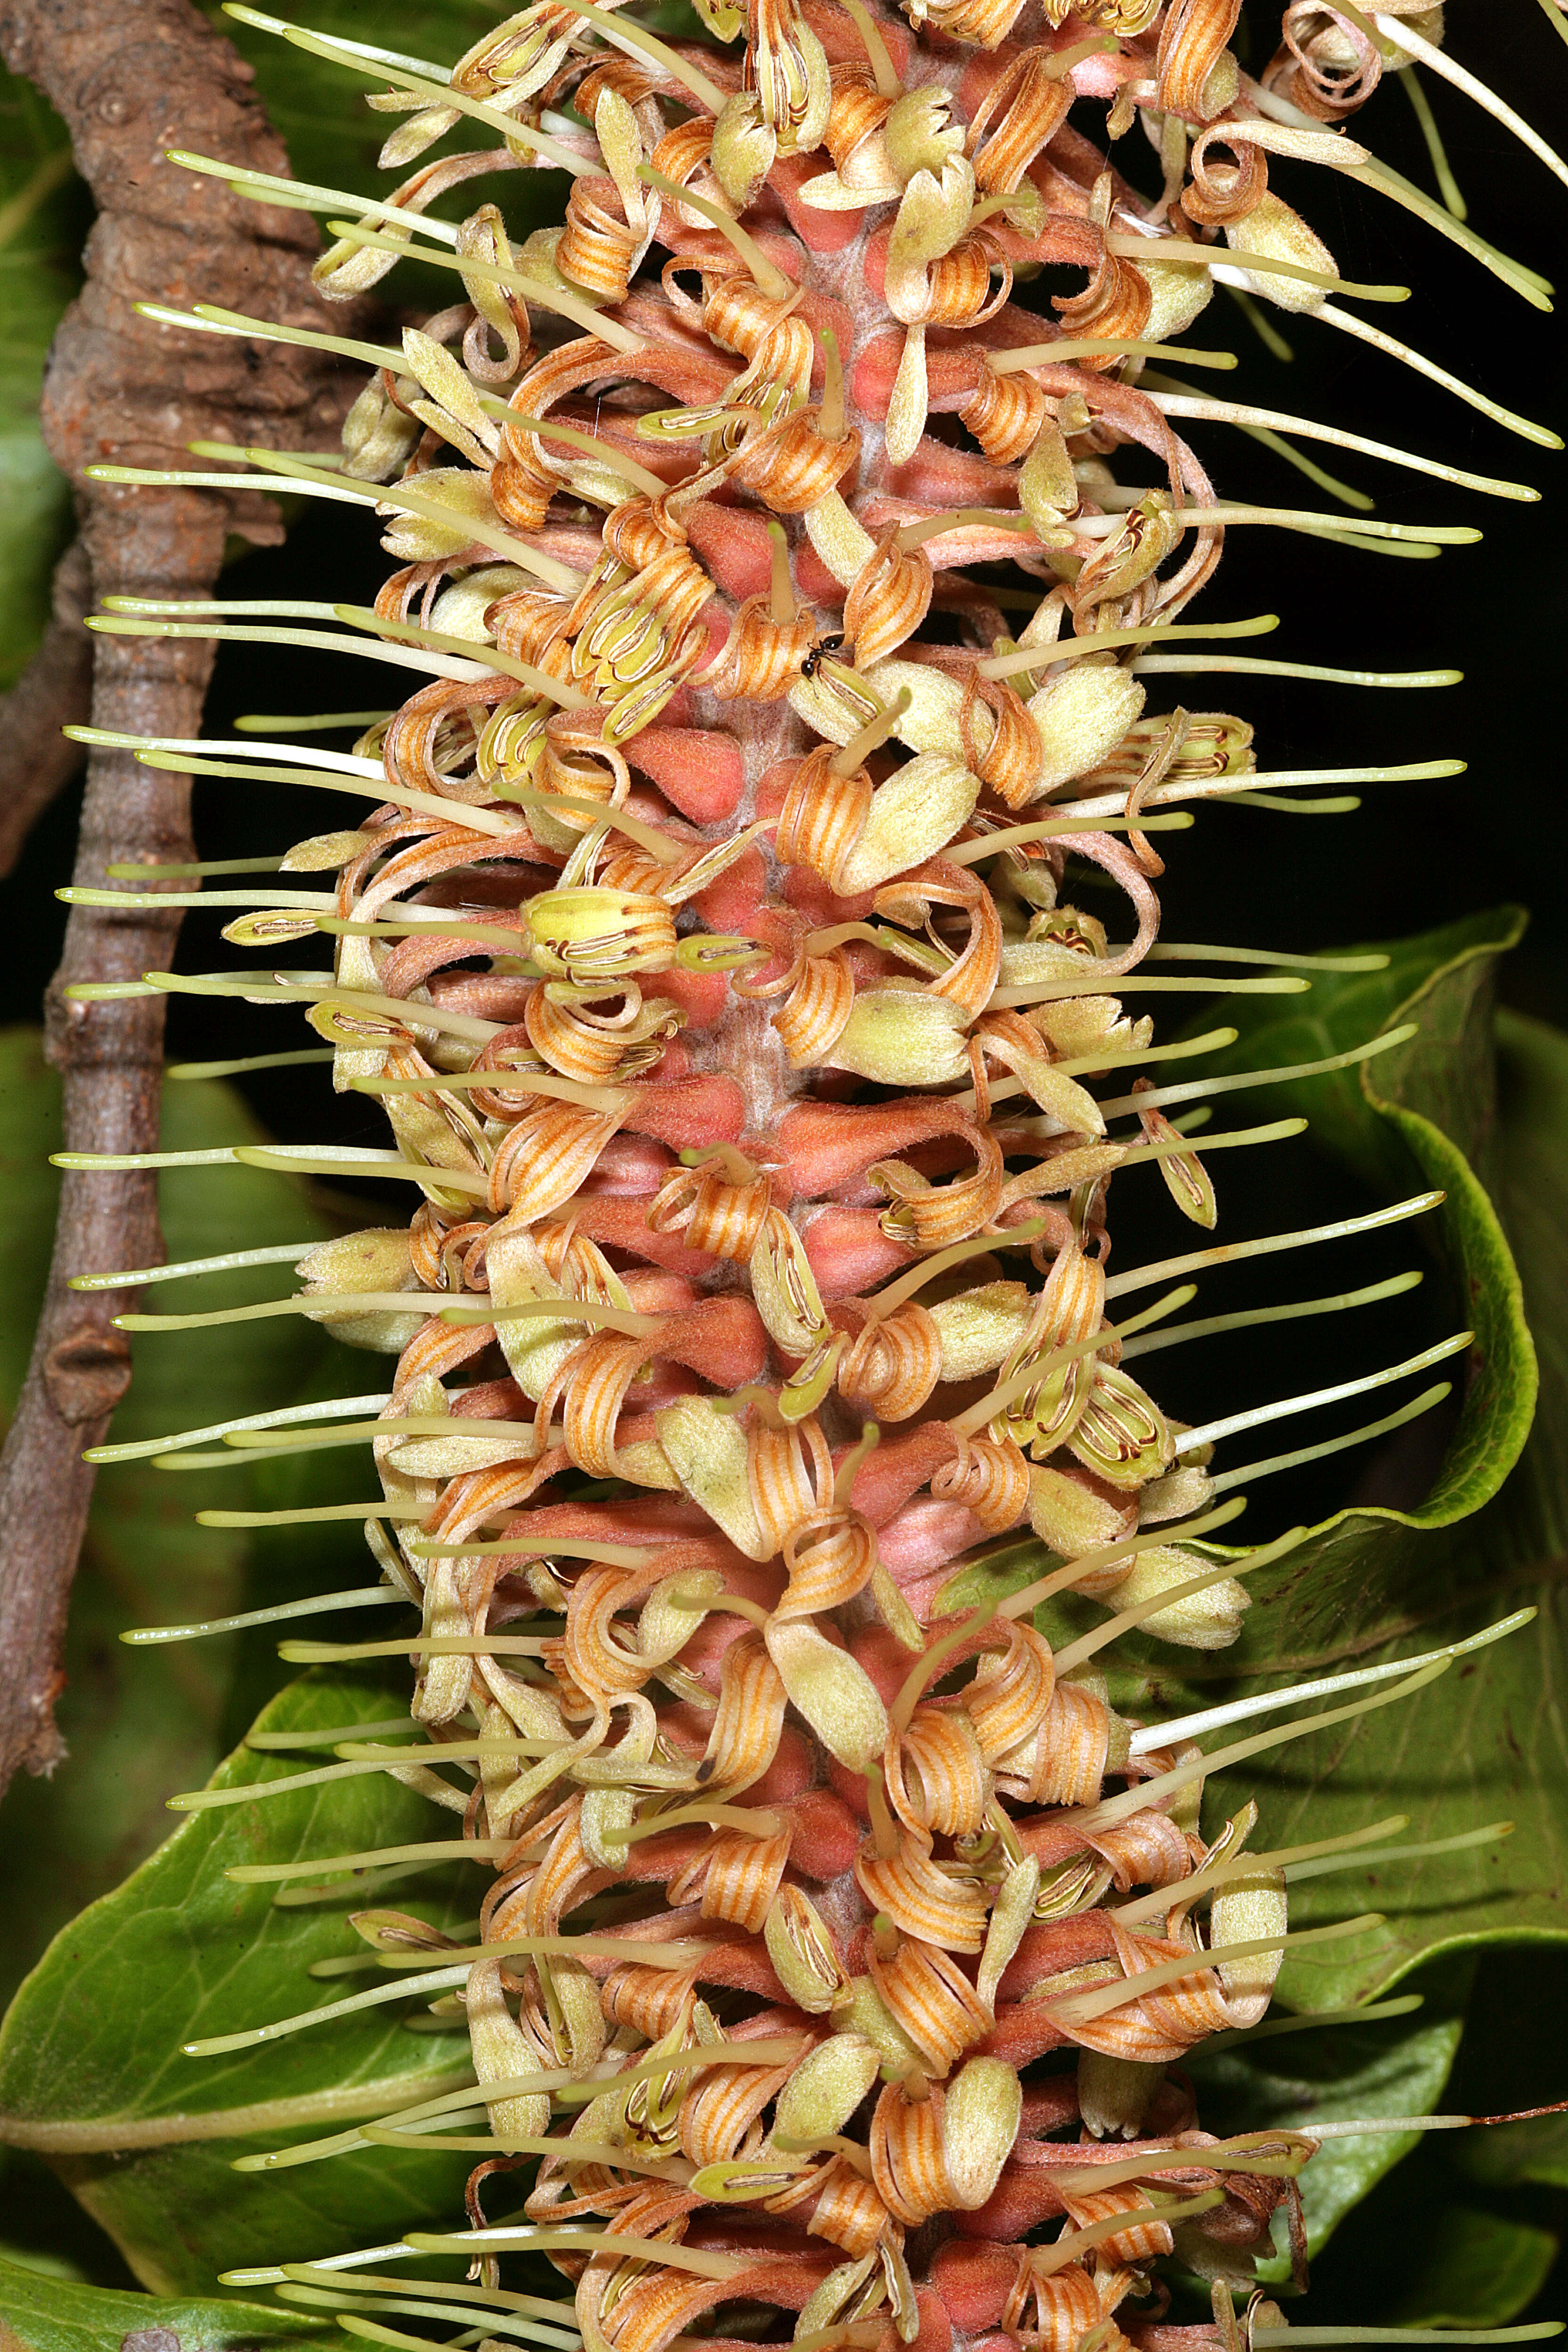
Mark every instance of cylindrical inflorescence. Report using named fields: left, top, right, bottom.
left=74, top=0, right=1566, bottom=2341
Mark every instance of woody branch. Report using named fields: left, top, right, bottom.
left=0, top=0, right=353, bottom=1795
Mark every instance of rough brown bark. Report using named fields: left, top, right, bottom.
left=0, top=0, right=358, bottom=1792
left=0, top=539, right=93, bottom=876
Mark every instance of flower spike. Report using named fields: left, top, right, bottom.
left=70, top=0, right=1568, bottom=2336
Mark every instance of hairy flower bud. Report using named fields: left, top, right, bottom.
left=1028, top=662, right=1147, bottom=795
left=713, top=90, right=778, bottom=208
left=765, top=1886, right=853, bottom=2012
left=1108, top=1545, right=1251, bottom=1648
left=766, top=1617, right=890, bottom=1767
left=1227, top=190, right=1341, bottom=312
left=1142, top=256, right=1216, bottom=343
left=829, top=988, right=970, bottom=1086
left=295, top=1228, right=426, bottom=1352
left=941, top=2055, right=1023, bottom=2206
left=1210, top=1864, right=1289, bottom=2026
left=776, top=2032, right=884, bottom=2141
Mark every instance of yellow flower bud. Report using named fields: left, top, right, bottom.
left=712, top=90, right=777, bottom=209
left=976, top=1855, right=1040, bottom=2011
left=765, top=1887, right=853, bottom=2014
left=378, top=465, right=504, bottom=562
left=885, top=323, right=931, bottom=468
left=544, top=1953, right=610, bottom=2069
left=1227, top=191, right=1340, bottom=314
left=1029, top=1463, right=1135, bottom=1555
left=1139, top=1463, right=1216, bottom=1523
left=278, top=828, right=377, bottom=873
left=657, top=1395, right=769, bottom=1559
left=1210, top=1866, right=1288, bottom=2027
left=862, top=657, right=966, bottom=752
left=1019, top=416, right=1079, bottom=532
left=401, top=325, right=501, bottom=461
left=580, top=1783, right=637, bottom=1867
left=765, top=1617, right=891, bottom=1771
left=829, top=988, right=971, bottom=1088
left=522, top=886, right=678, bottom=981
left=775, top=2032, right=883, bottom=2143
left=466, top=1960, right=552, bottom=2142
left=342, top=373, right=422, bottom=482
left=930, top=1283, right=1033, bottom=1382
left=1106, top=1545, right=1251, bottom=1650
left=1142, top=258, right=1216, bottom=344
left=1027, top=662, right=1146, bottom=794
left=1078, top=2049, right=1166, bottom=2138
left=295, top=1228, right=426, bottom=1354
left=637, top=1569, right=727, bottom=1667
left=839, top=1973, right=929, bottom=2075
left=428, top=564, right=534, bottom=645
left=940, top=2055, right=1022, bottom=2207
left=296, top=1228, right=415, bottom=1293
left=840, top=754, right=980, bottom=892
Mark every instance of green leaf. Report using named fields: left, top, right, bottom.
left=1464, top=2112, right=1568, bottom=2195
left=1191, top=1956, right=1473, bottom=2271
left=1445, top=1946, right=1568, bottom=2197
left=1319, top=1945, right=1568, bottom=2325
left=1182, top=905, right=1538, bottom=1651
left=0, top=1670, right=479, bottom=2294
left=1298, top=2132, right=1562, bottom=2331
left=1477, top=1010, right=1568, bottom=1584
left=0, top=1029, right=367, bottom=2016
left=0, top=2254, right=331, bottom=2350
left=0, top=74, right=84, bottom=687
left=1383, top=2202, right=1559, bottom=2327
left=1193, top=970, right=1568, bottom=2011
left=1272, top=2128, right=1562, bottom=2329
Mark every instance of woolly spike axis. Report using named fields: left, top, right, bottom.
left=70, top=0, right=1566, bottom=2342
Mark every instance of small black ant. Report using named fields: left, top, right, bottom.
left=800, top=633, right=844, bottom=680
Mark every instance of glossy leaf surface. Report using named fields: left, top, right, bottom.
left=0, top=1669, right=480, bottom=2293
left=0, top=2254, right=331, bottom=2350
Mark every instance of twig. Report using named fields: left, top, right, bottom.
left=0, top=0, right=359, bottom=1793
left=0, top=540, right=93, bottom=876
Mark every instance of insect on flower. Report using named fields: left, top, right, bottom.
left=53, top=0, right=1568, bottom=2340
